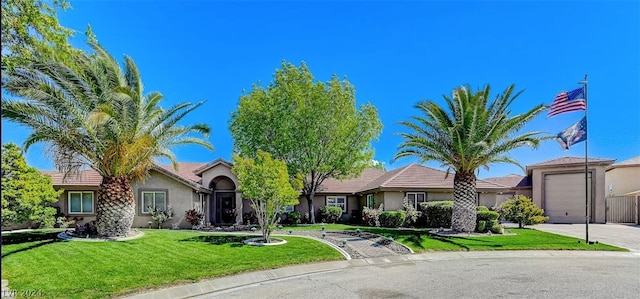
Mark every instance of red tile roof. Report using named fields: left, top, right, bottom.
left=41, top=169, right=103, bottom=187
left=316, top=168, right=387, bottom=194
left=358, top=164, right=507, bottom=192
left=153, top=162, right=206, bottom=184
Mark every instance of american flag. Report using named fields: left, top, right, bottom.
left=548, top=87, right=586, bottom=117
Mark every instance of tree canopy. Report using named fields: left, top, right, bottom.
left=232, top=150, right=301, bottom=242
left=2, top=142, right=61, bottom=228
left=229, top=61, right=382, bottom=223
left=394, top=84, right=548, bottom=232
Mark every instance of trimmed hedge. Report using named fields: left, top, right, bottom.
left=418, top=201, right=453, bottom=228
left=476, top=205, right=489, bottom=212
left=319, top=206, right=342, bottom=223
left=476, top=210, right=500, bottom=221
left=379, top=211, right=406, bottom=228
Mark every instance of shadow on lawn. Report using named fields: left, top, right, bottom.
left=1, top=231, right=63, bottom=258
left=180, top=235, right=250, bottom=247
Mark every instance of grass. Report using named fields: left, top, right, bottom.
left=1, top=229, right=343, bottom=299
left=282, top=224, right=627, bottom=253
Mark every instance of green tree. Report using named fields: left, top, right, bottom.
left=499, top=195, right=549, bottom=228
left=1, top=41, right=213, bottom=237
left=394, top=84, right=548, bottom=232
left=229, top=61, right=382, bottom=223
left=232, top=150, right=301, bottom=243
left=1, top=0, right=77, bottom=73
left=2, top=142, right=62, bottom=228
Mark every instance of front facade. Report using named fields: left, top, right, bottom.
left=605, top=156, right=640, bottom=197
left=30, top=156, right=618, bottom=230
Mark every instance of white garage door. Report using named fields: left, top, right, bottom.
left=544, top=173, right=592, bottom=223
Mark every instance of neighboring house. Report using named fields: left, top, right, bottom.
left=526, top=157, right=615, bottom=224
left=605, top=156, right=640, bottom=197
left=34, top=155, right=618, bottom=229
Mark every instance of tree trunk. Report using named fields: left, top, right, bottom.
left=451, top=172, right=477, bottom=233
left=96, top=176, right=135, bottom=237
left=306, top=193, right=316, bottom=224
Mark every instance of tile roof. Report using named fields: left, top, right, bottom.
left=193, top=158, right=233, bottom=175
left=41, top=169, right=102, bottom=187
left=609, top=156, right=640, bottom=167
left=526, top=156, right=615, bottom=171
left=316, top=168, right=387, bottom=194
left=358, top=164, right=507, bottom=192
left=483, top=174, right=531, bottom=188
left=153, top=162, right=206, bottom=184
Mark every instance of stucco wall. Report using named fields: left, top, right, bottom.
left=427, top=192, right=453, bottom=201
left=132, top=170, right=200, bottom=229
left=380, top=191, right=404, bottom=211
left=605, top=167, right=640, bottom=196
left=200, top=163, right=242, bottom=225
left=531, top=165, right=607, bottom=223
left=295, top=194, right=356, bottom=223
left=478, top=193, right=497, bottom=208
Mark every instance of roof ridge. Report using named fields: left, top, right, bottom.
left=379, top=163, right=413, bottom=187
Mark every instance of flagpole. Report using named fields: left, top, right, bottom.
left=579, top=74, right=589, bottom=243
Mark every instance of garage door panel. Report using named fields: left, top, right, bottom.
left=544, top=173, right=592, bottom=224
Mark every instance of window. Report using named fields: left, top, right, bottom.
left=282, top=206, right=294, bottom=213
left=326, top=196, right=346, bottom=213
left=366, top=194, right=375, bottom=208
left=68, top=191, right=94, bottom=214
left=141, top=191, right=167, bottom=214
left=406, top=192, right=426, bottom=209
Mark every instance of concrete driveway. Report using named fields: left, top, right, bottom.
left=532, top=223, right=640, bottom=252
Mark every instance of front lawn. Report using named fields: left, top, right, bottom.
left=1, top=229, right=343, bottom=299
left=281, top=224, right=627, bottom=252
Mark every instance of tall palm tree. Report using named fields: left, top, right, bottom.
left=394, top=84, right=548, bottom=232
left=2, top=42, right=213, bottom=237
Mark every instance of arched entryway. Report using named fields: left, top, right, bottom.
left=209, top=176, right=237, bottom=225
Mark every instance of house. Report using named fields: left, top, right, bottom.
left=38, top=160, right=511, bottom=229
left=525, top=157, right=615, bottom=224
left=605, top=156, right=640, bottom=197
left=34, top=155, right=618, bottom=229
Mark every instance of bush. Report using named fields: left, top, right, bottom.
left=243, top=211, right=258, bottom=225
left=476, top=206, right=489, bottom=212
left=362, top=204, right=383, bottom=227
left=499, top=195, right=549, bottom=228
left=281, top=211, right=301, bottom=225
left=490, top=224, right=504, bottom=234
left=476, top=220, right=487, bottom=233
left=185, top=209, right=205, bottom=226
left=150, top=207, right=174, bottom=229
left=399, top=198, right=421, bottom=227
left=379, top=211, right=406, bottom=228
left=476, top=210, right=500, bottom=221
left=419, top=201, right=453, bottom=228
left=319, top=206, right=343, bottom=223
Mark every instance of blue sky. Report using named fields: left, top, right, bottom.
left=2, top=1, right=639, bottom=179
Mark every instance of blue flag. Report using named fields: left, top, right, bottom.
left=556, top=116, right=587, bottom=150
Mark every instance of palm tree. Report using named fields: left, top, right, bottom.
left=2, top=42, right=213, bottom=237
left=394, top=84, right=548, bottom=232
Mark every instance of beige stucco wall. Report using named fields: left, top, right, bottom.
left=295, top=194, right=357, bottom=222
left=380, top=191, right=404, bottom=211
left=132, top=170, right=201, bottom=229
left=531, top=165, right=607, bottom=223
left=605, top=167, right=640, bottom=196
left=427, top=192, right=453, bottom=202
left=478, top=193, right=497, bottom=208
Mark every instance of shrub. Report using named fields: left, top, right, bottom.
left=419, top=201, right=453, bottom=228
left=319, top=206, right=343, bottom=223
left=379, top=211, right=406, bottom=228
left=243, top=211, right=258, bottom=225
left=499, top=195, right=549, bottom=228
left=185, top=209, right=205, bottom=226
left=476, top=220, right=487, bottom=233
left=476, top=210, right=500, bottom=221
left=281, top=211, right=301, bottom=225
left=362, top=204, right=383, bottom=227
left=399, top=198, right=421, bottom=227
left=150, top=207, right=174, bottom=229
left=490, top=224, right=504, bottom=234
left=476, top=206, right=489, bottom=212
left=75, top=221, right=97, bottom=236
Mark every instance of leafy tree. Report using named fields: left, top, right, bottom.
left=2, top=142, right=61, bottom=228
left=499, top=195, right=549, bottom=228
left=1, top=41, right=213, bottom=237
left=232, top=150, right=301, bottom=243
left=394, top=84, right=548, bottom=232
left=1, top=0, right=77, bottom=73
left=229, top=61, right=383, bottom=223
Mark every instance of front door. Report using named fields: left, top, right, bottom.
left=212, top=192, right=236, bottom=224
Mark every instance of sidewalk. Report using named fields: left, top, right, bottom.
left=123, top=250, right=638, bottom=299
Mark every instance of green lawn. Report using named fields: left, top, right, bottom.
left=283, top=224, right=627, bottom=252
left=1, top=229, right=343, bottom=299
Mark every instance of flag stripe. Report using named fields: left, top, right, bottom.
left=548, top=101, right=587, bottom=117
left=548, top=87, right=586, bottom=117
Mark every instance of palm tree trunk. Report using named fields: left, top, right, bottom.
left=451, top=172, right=477, bottom=232
left=96, top=176, right=135, bottom=237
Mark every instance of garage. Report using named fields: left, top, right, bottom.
left=544, top=172, right=592, bottom=223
